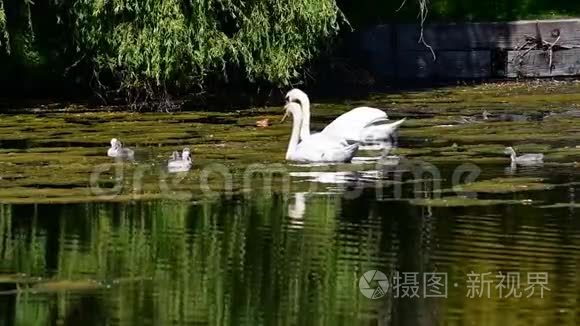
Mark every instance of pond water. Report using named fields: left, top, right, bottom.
left=0, top=81, right=579, bottom=325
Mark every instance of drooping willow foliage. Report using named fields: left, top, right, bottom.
left=0, top=0, right=8, bottom=53
left=73, top=0, right=345, bottom=92
left=0, top=0, right=344, bottom=102
left=1, top=0, right=576, bottom=104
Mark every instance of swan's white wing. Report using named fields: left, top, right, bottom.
left=320, top=107, right=387, bottom=142
left=359, top=118, right=406, bottom=142
left=290, top=136, right=359, bottom=163
left=305, top=131, right=350, bottom=147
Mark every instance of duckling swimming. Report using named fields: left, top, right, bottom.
left=168, top=148, right=192, bottom=172
left=482, top=110, right=490, bottom=120
left=170, top=150, right=180, bottom=160
left=504, top=146, right=543, bottom=165
left=107, top=138, right=134, bottom=159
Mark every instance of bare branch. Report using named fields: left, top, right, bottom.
left=417, top=0, right=436, bottom=61
left=396, top=0, right=409, bottom=13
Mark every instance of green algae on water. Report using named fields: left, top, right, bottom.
left=408, top=197, right=534, bottom=207
left=452, top=177, right=553, bottom=194
left=0, top=80, right=579, bottom=204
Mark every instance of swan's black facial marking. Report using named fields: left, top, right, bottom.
left=285, top=93, right=301, bottom=105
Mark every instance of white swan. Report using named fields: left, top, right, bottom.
left=168, top=148, right=192, bottom=172
left=285, top=88, right=405, bottom=144
left=283, top=102, right=359, bottom=163
left=107, top=138, right=134, bottom=158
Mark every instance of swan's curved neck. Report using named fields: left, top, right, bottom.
left=297, top=93, right=311, bottom=140
left=507, top=148, right=516, bottom=160
left=286, top=108, right=303, bottom=160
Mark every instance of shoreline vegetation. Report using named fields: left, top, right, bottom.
left=1, top=79, right=579, bottom=114
left=0, top=0, right=579, bottom=111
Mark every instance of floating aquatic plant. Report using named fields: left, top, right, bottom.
left=452, top=177, right=553, bottom=194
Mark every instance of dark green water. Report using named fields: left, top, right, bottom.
left=0, top=82, right=579, bottom=325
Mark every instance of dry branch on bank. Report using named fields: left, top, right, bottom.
left=511, top=22, right=580, bottom=73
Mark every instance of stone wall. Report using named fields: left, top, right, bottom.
left=360, top=19, right=580, bottom=80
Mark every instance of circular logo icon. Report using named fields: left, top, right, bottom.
left=359, top=270, right=389, bottom=299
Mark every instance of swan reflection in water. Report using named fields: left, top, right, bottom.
left=505, top=160, right=545, bottom=175
left=289, top=171, right=358, bottom=184
left=288, top=192, right=307, bottom=228
left=286, top=170, right=358, bottom=229
left=286, top=191, right=341, bottom=229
